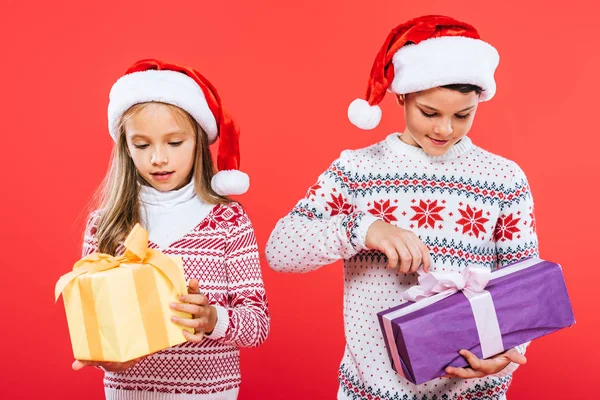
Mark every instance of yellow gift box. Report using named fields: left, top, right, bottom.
left=55, top=224, right=193, bottom=362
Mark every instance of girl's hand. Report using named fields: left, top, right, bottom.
left=444, top=348, right=527, bottom=379
left=365, top=220, right=431, bottom=273
left=72, top=357, right=144, bottom=372
left=170, top=278, right=217, bottom=343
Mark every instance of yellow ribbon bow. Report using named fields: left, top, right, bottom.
left=55, top=223, right=186, bottom=301
left=55, top=223, right=190, bottom=362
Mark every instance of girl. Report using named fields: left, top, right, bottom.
left=266, top=15, right=535, bottom=400
left=74, top=59, right=270, bottom=400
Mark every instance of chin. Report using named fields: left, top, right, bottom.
left=147, top=180, right=177, bottom=192
left=424, top=146, right=450, bottom=157
left=152, top=184, right=172, bottom=192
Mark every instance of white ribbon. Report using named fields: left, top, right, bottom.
left=382, top=257, right=543, bottom=379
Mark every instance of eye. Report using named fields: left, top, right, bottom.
left=420, top=109, right=437, bottom=118
left=134, top=144, right=149, bottom=149
left=455, top=113, right=471, bottom=120
left=169, top=141, right=183, bottom=147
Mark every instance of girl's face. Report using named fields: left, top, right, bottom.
left=397, top=87, right=479, bottom=157
left=124, top=103, right=196, bottom=192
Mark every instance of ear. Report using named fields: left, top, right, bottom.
left=395, top=94, right=405, bottom=107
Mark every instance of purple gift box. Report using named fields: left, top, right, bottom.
left=377, top=257, right=575, bottom=385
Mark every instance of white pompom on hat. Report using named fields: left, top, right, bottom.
left=348, top=15, right=499, bottom=130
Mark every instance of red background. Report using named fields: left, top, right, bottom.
left=1, top=1, right=598, bottom=398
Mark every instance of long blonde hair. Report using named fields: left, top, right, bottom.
left=94, top=102, right=230, bottom=255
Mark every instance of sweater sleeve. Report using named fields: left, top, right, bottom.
left=492, top=163, right=539, bottom=376
left=494, top=163, right=539, bottom=267
left=265, top=151, right=380, bottom=273
left=205, top=205, right=270, bottom=348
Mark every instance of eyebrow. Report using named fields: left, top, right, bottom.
left=128, top=130, right=189, bottom=140
left=417, top=103, right=476, bottom=113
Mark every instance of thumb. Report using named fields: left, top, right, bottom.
left=188, top=278, right=200, bottom=294
left=72, top=360, right=92, bottom=371
left=505, top=348, right=527, bottom=365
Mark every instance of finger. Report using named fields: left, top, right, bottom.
left=179, top=293, right=209, bottom=306
left=392, top=240, right=412, bottom=273
left=403, top=237, right=423, bottom=273
left=417, top=241, right=432, bottom=272
left=108, top=361, right=135, bottom=372
left=444, top=366, right=485, bottom=379
left=460, top=349, right=483, bottom=371
left=172, top=315, right=209, bottom=331
left=188, top=278, right=200, bottom=294
left=121, top=359, right=138, bottom=368
left=171, top=301, right=203, bottom=315
left=183, top=328, right=205, bottom=343
left=504, top=348, right=527, bottom=365
left=461, top=350, right=499, bottom=375
left=100, top=362, right=117, bottom=371
left=381, top=242, right=399, bottom=269
left=72, top=360, right=94, bottom=370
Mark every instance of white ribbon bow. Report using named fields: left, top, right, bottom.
left=402, top=265, right=504, bottom=359
left=403, top=265, right=491, bottom=302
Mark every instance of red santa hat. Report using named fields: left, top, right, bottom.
left=107, top=59, right=249, bottom=196
left=348, top=15, right=500, bottom=130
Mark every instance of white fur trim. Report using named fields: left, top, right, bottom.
left=348, top=98, right=382, bottom=130
left=391, top=36, right=499, bottom=101
left=211, top=170, right=250, bottom=196
left=107, top=70, right=218, bottom=143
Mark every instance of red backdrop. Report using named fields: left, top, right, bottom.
left=1, top=1, right=597, bottom=398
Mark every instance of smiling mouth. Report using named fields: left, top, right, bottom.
left=428, top=137, right=451, bottom=145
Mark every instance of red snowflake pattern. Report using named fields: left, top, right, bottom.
left=198, top=217, right=219, bottom=231
left=495, top=213, right=521, bottom=241
left=305, top=183, right=322, bottom=199
left=368, top=199, right=398, bottom=223
left=456, top=204, right=489, bottom=238
left=197, top=204, right=242, bottom=230
left=326, top=193, right=353, bottom=216
left=213, top=204, right=242, bottom=225
left=529, top=211, right=536, bottom=233
left=410, top=199, right=445, bottom=228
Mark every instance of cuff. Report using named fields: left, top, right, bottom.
left=204, top=305, right=230, bottom=340
left=350, top=212, right=380, bottom=251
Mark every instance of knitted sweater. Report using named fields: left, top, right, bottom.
left=266, top=134, right=538, bottom=400
left=83, top=189, right=270, bottom=400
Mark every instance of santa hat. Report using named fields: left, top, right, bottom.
left=107, top=59, right=249, bottom=196
left=348, top=15, right=500, bottom=130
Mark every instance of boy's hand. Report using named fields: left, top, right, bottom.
left=170, top=278, right=217, bottom=343
left=444, top=348, right=527, bottom=379
left=72, top=357, right=144, bottom=372
left=365, top=220, right=431, bottom=273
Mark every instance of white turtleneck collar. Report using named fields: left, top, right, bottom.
left=385, top=133, right=474, bottom=162
left=140, top=180, right=197, bottom=208
left=139, top=180, right=215, bottom=249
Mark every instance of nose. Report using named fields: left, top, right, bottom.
left=434, top=118, right=453, bottom=137
left=151, top=146, right=168, bottom=166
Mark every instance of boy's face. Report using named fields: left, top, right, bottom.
left=397, top=87, right=479, bottom=157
